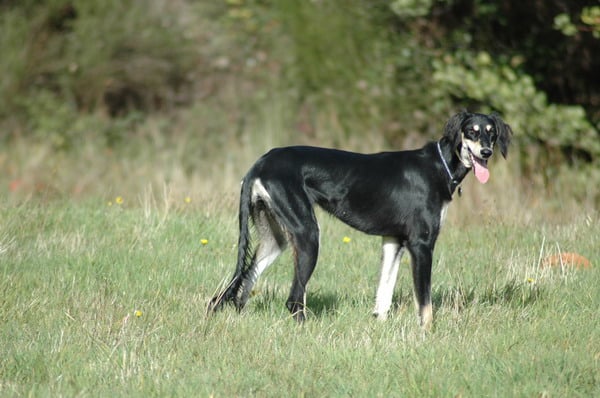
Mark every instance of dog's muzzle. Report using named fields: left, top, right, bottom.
left=480, top=148, right=493, bottom=159
left=470, top=149, right=491, bottom=184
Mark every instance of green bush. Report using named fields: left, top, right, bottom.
left=60, top=0, right=196, bottom=115
left=554, top=6, right=600, bottom=38
left=1, top=0, right=197, bottom=144
left=1, top=0, right=598, bottom=207
left=261, top=0, right=401, bottom=138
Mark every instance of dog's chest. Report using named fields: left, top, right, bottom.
left=439, top=202, right=450, bottom=227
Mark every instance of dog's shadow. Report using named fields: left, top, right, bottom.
left=251, top=280, right=543, bottom=319
left=252, top=287, right=342, bottom=318
left=306, top=292, right=342, bottom=318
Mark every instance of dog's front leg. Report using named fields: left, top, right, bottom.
left=373, top=237, right=403, bottom=320
left=408, top=242, right=433, bottom=330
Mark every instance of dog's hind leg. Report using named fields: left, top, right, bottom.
left=373, top=237, right=404, bottom=320
left=273, top=196, right=320, bottom=322
left=208, top=177, right=288, bottom=314
left=286, top=223, right=319, bottom=322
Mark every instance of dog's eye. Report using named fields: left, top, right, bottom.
left=466, top=127, right=480, bottom=137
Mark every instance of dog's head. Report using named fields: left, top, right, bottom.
left=443, top=111, right=512, bottom=184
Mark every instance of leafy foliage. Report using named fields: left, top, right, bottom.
left=555, top=6, right=600, bottom=38
left=0, top=0, right=598, bottom=201
left=390, top=0, right=433, bottom=18
left=1, top=0, right=197, bottom=146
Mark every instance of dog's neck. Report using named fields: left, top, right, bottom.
left=436, top=138, right=470, bottom=196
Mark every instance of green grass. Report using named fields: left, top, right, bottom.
left=1, top=199, right=598, bottom=397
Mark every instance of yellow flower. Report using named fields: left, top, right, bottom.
left=184, top=196, right=192, bottom=204
left=115, top=196, right=124, bottom=205
left=134, top=310, right=143, bottom=318
left=200, top=239, right=209, bottom=245
left=526, top=278, right=535, bottom=284
left=342, top=236, right=351, bottom=243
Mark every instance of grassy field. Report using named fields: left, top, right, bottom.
left=1, top=194, right=598, bottom=397
left=2, top=1, right=599, bottom=396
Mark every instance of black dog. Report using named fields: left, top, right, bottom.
left=208, top=111, right=512, bottom=329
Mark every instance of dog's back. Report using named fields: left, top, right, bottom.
left=245, top=145, right=449, bottom=236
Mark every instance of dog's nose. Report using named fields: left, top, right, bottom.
left=480, top=148, right=493, bottom=159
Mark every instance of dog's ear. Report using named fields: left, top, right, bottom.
left=443, top=111, right=469, bottom=148
left=490, top=113, right=513, bottom=158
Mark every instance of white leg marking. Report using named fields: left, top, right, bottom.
left=238, top=241, right=282, bottom=305
left=420, top=303, right=433, bottom=331
left=249, top=177, right=287, bottom=284
left=373, top=237, right=404, bottom=320
left=238, top=179, right=286, bottom=303
left=250, top=243, right=281, bottom=285
left=412, top=289, right=433, bottom=330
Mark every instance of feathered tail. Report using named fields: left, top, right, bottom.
left=207, top=176, right=253, bottom=313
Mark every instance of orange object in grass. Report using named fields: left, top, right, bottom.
left=541, top=253, right=592, bottom=270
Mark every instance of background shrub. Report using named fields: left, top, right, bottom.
left=1, top=0, right=197, bottom=146
left=0, top=0, right=598, bottom=204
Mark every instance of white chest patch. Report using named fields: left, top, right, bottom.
left=439, top=202, right=450, bottom=227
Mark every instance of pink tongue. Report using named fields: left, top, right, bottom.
left=473, top=159, right=490, bottom=184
